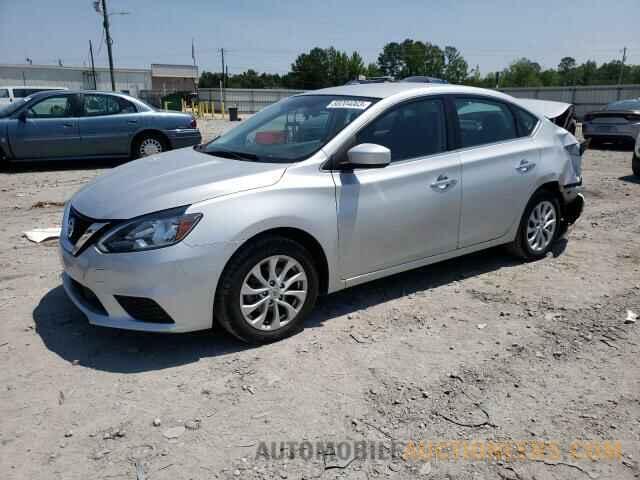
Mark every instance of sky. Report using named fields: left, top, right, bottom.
left=1, top=0, right=639, bottom=77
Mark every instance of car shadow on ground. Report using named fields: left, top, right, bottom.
left=619, top=174, right=640, bottom=185
left=1, top=157, right=130, bottom=173
left=34, top=242, right=566, bottom=374
left=588, top=142, right=635, bottom=152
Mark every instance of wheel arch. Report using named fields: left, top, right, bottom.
left=535, top=180, right=564, bottom=213
left=130, top=129, right=171, bottom=157
left=220, top=227, right=330, bottom=296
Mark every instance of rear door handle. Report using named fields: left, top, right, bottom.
left=127, top=120, right=138, bottom=124
left=430, top=174, right=458, bottom=192
left=516, top=159, right=536, bottom=173
left=63, top=123, right=74, bottom=128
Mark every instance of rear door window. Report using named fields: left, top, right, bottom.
left=455, top=98, right=518, bottom=148
left=84, top=94, right=134, bottom=116
left=0, top=89, right=8, bottom=98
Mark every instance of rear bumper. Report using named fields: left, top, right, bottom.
left=164, top=128, right=202, bottom=149
left=563, top=193, right=584, bottom=226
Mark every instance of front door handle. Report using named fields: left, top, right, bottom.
left=127, top=120, right=138, bottom=124
left=516, top=159, right=536, bottom=173
left=63, top=123, right=74, bottom=128
left=430, top=174, right=458, bottom=192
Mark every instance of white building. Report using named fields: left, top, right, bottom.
left=0, top=63, right=198, bottom=97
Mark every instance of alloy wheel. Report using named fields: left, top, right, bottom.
left=526, top=200, right=557, bottom=252
left=239, top=255, right=308, bottom=331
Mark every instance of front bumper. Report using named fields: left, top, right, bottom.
left=164, top=128, right=202, bottom=149
left=59, top=238, right=228, bottom=333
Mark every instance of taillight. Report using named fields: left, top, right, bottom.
left=189, top=117, right=197, bottom=128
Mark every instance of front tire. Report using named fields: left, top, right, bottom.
left=508, top=191, right=560, bottom=260
left=214, top=235, right=319, bottom=343
left=633, top=154, right=640, bottom=177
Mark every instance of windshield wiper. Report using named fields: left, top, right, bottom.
left=202, top=148, right=259, bottom=161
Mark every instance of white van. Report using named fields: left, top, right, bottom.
left=0, top=86, right=68, bottom=106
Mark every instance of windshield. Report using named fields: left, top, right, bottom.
left=606, top=99, right=640, bottom=111
left=204, top=95, right=377, bottom=163
left=0, top=98, right=27, bottom=117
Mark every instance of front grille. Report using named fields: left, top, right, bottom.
left=69, top=278, right=107, bottom=315
left=67, top=207, right=113, bottom=255
left=115, top=296, right=175, bottom=324
left=68, top=207, right=94, bottom=245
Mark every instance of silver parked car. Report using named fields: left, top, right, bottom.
left=0, top=90, right=200, bottom=162
left=60, top=83, right=585, bottom=343
left=582, top=98, right=640, bottom=146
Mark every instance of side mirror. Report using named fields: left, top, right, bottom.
left=17, top=110, right=28, bottom=122
left=344, top=143, right=391, bottom=169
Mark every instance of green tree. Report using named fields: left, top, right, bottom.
left=400, top=39, right=428, bottom=76
left=198, top=71, right=223, bottom=88
left=347, top=52, right=366, bottom=80
left=575, top=60, right=597, bottom=85
left=377, top=42, right=404, bottom=77
left=558, top=56, right=577, bottom=85
left=290, top=47, right=330, bottom=89
left=539, top=69, right=560, bottom=86
left=500, top=58, right=543, bottom=87
left=443, top=46, right=468, bottom=83
left=365, top=63, right=382, bottom=78
left=422, top=42, right=445, bottom=77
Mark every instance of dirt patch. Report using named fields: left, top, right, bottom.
left=0, top=133, right=638, bottom=479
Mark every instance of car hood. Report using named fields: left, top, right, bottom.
left=70, top=148, right=287, bottom=219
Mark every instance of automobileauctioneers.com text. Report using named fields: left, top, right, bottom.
left=255, top=439, right=623, bottom=463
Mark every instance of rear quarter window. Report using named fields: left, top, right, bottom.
left=513, top=107, right=539, bottom=136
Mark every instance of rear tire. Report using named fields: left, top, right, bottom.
left=133, top=133, right=167, bottom=159
left=633, top=154, right=640, bottom=177
left=214, top=235, right=319, bottom=344
left=508, top=191, right=560, bottom=260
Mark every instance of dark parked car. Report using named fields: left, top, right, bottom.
left=0, top=90, right=201, bottom=162
left=633, top=133, right=639, bottom=176
left=582, top=98, right=640, bottom=146
left=399, top=76, right=448, bottom=84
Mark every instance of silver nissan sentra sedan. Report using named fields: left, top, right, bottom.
left=59, top=83, right=585, bottom=343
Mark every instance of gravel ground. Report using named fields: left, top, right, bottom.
left=0, top=123, right=639, bottom=480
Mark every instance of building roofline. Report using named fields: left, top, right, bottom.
left=0, top=63, right=150, bottom=74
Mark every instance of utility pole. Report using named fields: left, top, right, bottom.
left=89, top=40, right=97, bottom=89
left=101, top=0, right=116, bottom=91
left=220, top=48, right=225, bottom=88
left=220, top=47, right=226, bottom=105
left=618, top=47, right=627, bottom=85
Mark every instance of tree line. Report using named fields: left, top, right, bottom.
left=197, top=39, right=640, bottom=90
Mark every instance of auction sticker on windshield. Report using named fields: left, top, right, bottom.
left=326, top=99, right=372, bottom=110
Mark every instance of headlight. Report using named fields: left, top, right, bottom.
left=97, top=207, right=202, bottom=253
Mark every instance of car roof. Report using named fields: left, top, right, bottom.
left=606, top=98, right=640, bottom=110
left=1, top=86, right=67, bottom=89
left=298, top=83, right=518, bottom=103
